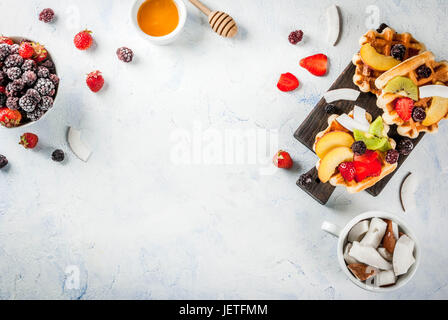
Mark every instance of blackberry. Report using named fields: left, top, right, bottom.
left=0, top=92, right=6, bottom=106
left=416, top=65, right=432, bottom=79
left=4, top=54, right=23, bottom=68
left=0, top=43, right=11, bottom=61
left=396, top=138, right=413, bottom=156
left=412, top=107, right=426, bottom=122
left=385, top=149, right=399, bottom=164
left=390, top=44, right=406, bottom=61
left=10, top=44, right=19, bottom=54
left=5, top=83, right=18, bottom=97
left=6, top=67, right=22, bottom=80
left=51, top=149, right=65, bottom=162
left=0, top=155, right=8, bottom=169
left=22, top=70, right=37, bottom=86
left=27, top=108, right=44, bottom=122
left=116, top=47, right=134, bottom=63
left=40, top=96, right=53, bottom=110
left=6, top=97, right=19, bottom=110
left=19, top=95, right=37, bottom=112
left=288, top=30, right=304, bottom=45
left=10, top=79, right=25, bottom=92
left=299, top=173, right=313, bottom=188
left=39, top=8, right=55, bottom=23
left=376, top=23, right=389, bottom=33
left=49, top=73, right=59, bottom=86
left=351, top=141, right=367, bottom=155
left=34, top=78, right=55, bottom=96
left=40, top=59, right=55, bottom=72
left=0, top=70, right=7, bottom=86
left=324, top=104, right=338, bottom=114
left=21, top=59, right=37, bottom=72
left=37, top=66, right=50, bottom=78
left=26, top=88, right=41, bottom=102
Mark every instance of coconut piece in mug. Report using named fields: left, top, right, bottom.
left=349, top=241, right=393, bottom=270
left=382, top=219, right=397, bottom=253
left=393, top=235, right=416, bottom=276
left=377, top=270, right=397, bottom=287
left=348, top=220, right=370, bottom=242
left=360, top=218, right=387, bottom=248
left=343, top=243, right=359, bottom=264
left=348, top=263, right=377, bottom=281
left=377, top=247, right=393, bottom=262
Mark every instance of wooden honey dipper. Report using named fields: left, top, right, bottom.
left=189, top=0, right=238, bottom=38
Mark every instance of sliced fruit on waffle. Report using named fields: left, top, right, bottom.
left=375, top=51, right=448, bottom=138
left=313, top=108, right=398, bottom=193
left=352, top=27, right=426, bottom=95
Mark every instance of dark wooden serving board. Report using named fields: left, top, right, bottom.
left=293, top=62, right=424, bottom=205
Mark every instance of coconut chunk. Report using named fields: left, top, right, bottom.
left=344, top=243, right=359, bottom=264
left=382, top=219, right=397, bottom=254
left=324, top=88, right=360, bottom=103
left=326, top=4, right=340, bottom=46
left=377, top=270, right=397, bottom=287
left=377, top=247, right=393, bottom=262
left=348, top=220, right=370, bottom=242
left=67, top=127, right=92, bottom=162
left=336, top=113, right=370, bottom=132
left=348, top=263, right=377, bottom=281
left=360, top=218, right=387, bottom=248
left=353, top=106, right=370, bottom=129
left=349, top=241, right=392, bottom=270
left=419, top=84, right=448, bottom=99
left=393, top=235, right=416, bottom=276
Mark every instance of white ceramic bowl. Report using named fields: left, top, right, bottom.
left=2, top=36, right=59, bottom=130
left=130, top=0, right=187, bottom=45
left=322, top=211, right=420, bottom=292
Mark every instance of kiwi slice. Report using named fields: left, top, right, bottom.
left=369, top=116, right=385, bottom=137
left=353, top=130, right=392, bottom=151
left=384, top=76, right=419, bottom=101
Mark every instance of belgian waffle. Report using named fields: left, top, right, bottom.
left=375, top=51, right=448, bottom=138
left=314, top=112, right=397, bottom=194
left=352, top=27, right=426, bottom=95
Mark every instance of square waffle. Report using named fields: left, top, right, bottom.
left=375, top=51, right=448, bottom=138
left=352, top=27, right=426, bottom=95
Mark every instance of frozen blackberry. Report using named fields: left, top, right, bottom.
left=10, top=79, right=25, bottom=92
left=416, top=65, right=432, bottom=79
left=396, top=138, right=413, bottom=156
left=40, top=96, right=53, bottom=110
left=288, top=30, right=304, bottom=45
left=391, top=44, right=406, bottom=61
left=37, top=66, right=50, bottom=78
left=22, top=70, right=37, bottom=86
left=51, top=149, right=65, bottom=162
left=21, top=59, right=37, bottom=72
left=299, top=173, right=313, bottom=188
left=27, top=108, right=44, bottom=122
left=10, top=44, right=19, bottom=54
left=324, top=104, right=338, bottom=114
left=39, top=8, right=55, bottom=23
left=0, top=70, right=7, bottom=86
left=49, top=73, right=59, bottom=86
left=0, top=92, right=6, bottom=106
left=5, top=83, right=18, bottom=97
left=0, top=43, right=11, bottom=61
left=412, top=107, right=426, bottom=122
left=6, top=97, right=19, bottom=110
left=376, top=23, right=389, bottom=33
left=4, top=54, right=23, bottom=68
left=385, top=149, right=399, bottom=164
left=116, top=47, right=134, bottom=63
left=26, top=88, right=41, bottom=102
left=0, top=155, right=8, bottom=169
left=34, top=78, right=55, bottom=96
left=6, top=67, right=22, bottom=80
left=351, top=141, right=367, bottom=155
left=19, top=95, right=37, bottom=112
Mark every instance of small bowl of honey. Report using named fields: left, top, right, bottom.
left=131, top=0, right=187, bottom=45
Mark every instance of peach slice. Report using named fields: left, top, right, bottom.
left=318, top=146, right=354, bottom=183
left=421, top=96, right=448, bottom=126
left=360, top=43, right=401, bottom=71
left=315, top=131, right=355, bottom=159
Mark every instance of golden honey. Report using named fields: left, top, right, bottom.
left=137, top=0, right=179, bottom=37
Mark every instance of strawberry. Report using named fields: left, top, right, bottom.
left=19, top=133, right=38, bottom=149
left=338, top=162, right=356, bottom=182
left=0, top=107, right=22, bottom=127
left=86, top=70, right=104, bottom=92
left=18, top=42, right=35, bottom=59
left=0, top=36, right=13, bottom=45
left=299, top=53, right=328, bottom=76
left=31, top=42, right=48, bottom=62
left=354, top=150, right=379, bottom=164
left=394, top=97, right=414, bottom=121
left=277, top=72, right=299, bottom=92
left=273, top=150, right=293, bottom=169
left=74, top=30, right=93, bottom=50
left=354, top=159, right=381, bottom=182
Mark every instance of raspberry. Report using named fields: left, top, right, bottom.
left=116, top=47, right=134, bottom=63
left=338, top=162, right=356, bottom=182
left=26, top=88, right=41, bottom=102
left=416, top=65, right=432, bottom=79
left=27, top=108, right=44, bottom=122
left=34, top=78, right=55, bottom=96
left=37, top=66, right=49, bottom=78
left=298, top=173, right=313, bottom=188
left=288, top=30, right=303, bottom=45
left=40, top=96, right=53, bottom=110
left=51, top=149, right=65, bottom=162
left=376, top=23, right=389, bottom=33
left=19, top=95, right=37, bottom=112
left=391, top=44, right=406, bottom=61
left=39, top=8, right=55, bottom=23
left=6, top=97, right=19, bottom=109
left=385, top=149, right=399, bottom=164
left=0, top=44, right=11, bottom=61
left=0, top=155, right=8, bottom=169
left=49, top=74, right=59, bottom=86
left=412, top=107, right=426, bottom=122
left=6, top=67, right=22, bottom=80
left=351, top=141, right=367, bottom=155
left=22, top=70, right=37, bottom=86
left=325, top=104, right=338, bottom=114
left=4, top=54, right=23, bottom=68
left=397, top=138, right=413, bottom=156
left=21, top=59, right=37, bottom=72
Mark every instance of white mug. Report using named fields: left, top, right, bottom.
left=322, top=211, right=420, bottom=292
